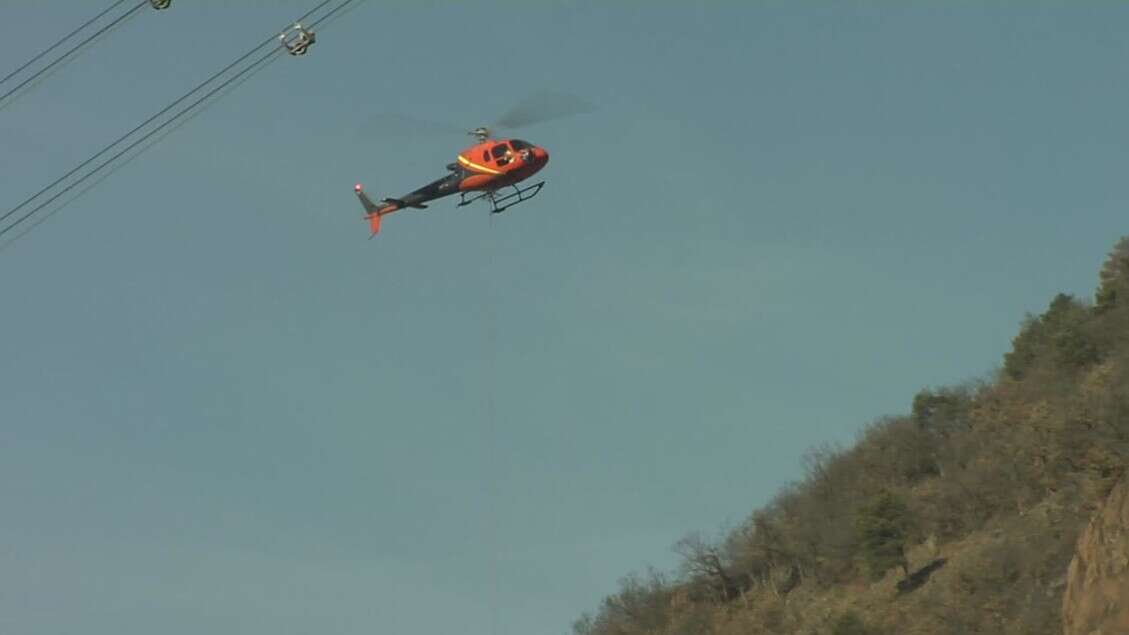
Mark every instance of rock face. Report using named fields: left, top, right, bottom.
left=1063, top=477, right=1129, bottom=635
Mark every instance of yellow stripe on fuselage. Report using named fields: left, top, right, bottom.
left=457, top=154, right=503, bottom=175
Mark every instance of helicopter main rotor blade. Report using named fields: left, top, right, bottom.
left=356, top=91, right=595, bottom=147
left=357, top=112, right=467, bottom=139
left=493, top=90, right=596, bottom=130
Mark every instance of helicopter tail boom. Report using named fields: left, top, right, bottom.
left=355, top=183, right=438, bottom=236
left=385, top=197, right=428, bottom=210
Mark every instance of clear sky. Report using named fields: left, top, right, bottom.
left=2, top=2, right=1128, bottom=633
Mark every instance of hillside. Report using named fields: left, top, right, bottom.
left=573, top=237, right=1129, bottom=635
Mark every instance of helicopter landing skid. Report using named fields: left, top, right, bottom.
left=458, top=181, right=545, bottom=215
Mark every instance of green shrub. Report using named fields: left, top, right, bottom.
left=831, top=611, right=872, bottom=635
left=856, top=490, right=913, bottom=580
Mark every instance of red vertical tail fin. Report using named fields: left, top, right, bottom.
left=356, top=183, right=384, bottom=236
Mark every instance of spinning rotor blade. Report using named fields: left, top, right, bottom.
left=358, top=112, right=466, bottom=139
left=356, top=91, right=595, bottom=145
left=493, top=90, right=595, bottom=130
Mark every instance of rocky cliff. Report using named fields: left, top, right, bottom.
left=1063, top=477, right=1129, bottom=635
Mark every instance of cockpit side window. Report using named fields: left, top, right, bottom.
left=510, top=139, right=530, bottom=150
left=482, top=150, right=490, bottom=162
left=491, top=143, right=511, bottom=159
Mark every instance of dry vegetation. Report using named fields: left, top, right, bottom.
left=573, top=237, right=1129, bottom=635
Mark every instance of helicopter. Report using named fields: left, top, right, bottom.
left=353, top=93, right=591, bottom=236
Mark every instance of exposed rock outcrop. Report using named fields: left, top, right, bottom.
left=1063, top=477, right=1129, bottom=635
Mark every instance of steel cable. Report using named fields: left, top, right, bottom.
left=0, top=0, right=359, bottom=246
left=308, top=0, right=361, bottom=28
left=0, top=0, right=130, bottom=88
left=0, top=53, right=286, bottom=253
left=0, top=0, right=148, bottom=106
left=0, top=47, right=282, bottom=242
left=0, top=0, right=333, bottom=231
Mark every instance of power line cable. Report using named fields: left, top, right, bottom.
left=0, top=0, right=360, bottom=248
left=0, top=0, right=129, bottom=88
left=0, top=0, right=149, bottom=106
left=0, top=47, right=283, bottom=242
left=0, top=53, right=286, bottom=253
left=308, top=0, right=361, bottom=28
left=0, top=0, right=361, bottom=246
left=0, top=0, right=333, bottom=230
left=0, top=7, right=147, bottom=114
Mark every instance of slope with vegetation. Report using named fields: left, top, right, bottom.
left=574, top=237, right=1129, bottom=635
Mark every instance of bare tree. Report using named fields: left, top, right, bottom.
left=674, top=532, right=746, bottom=603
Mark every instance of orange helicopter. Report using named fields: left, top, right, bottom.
left=353, top=93, right=590, bottom=236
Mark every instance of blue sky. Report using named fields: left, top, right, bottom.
left=2, top=2, right=1128, bottom=633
